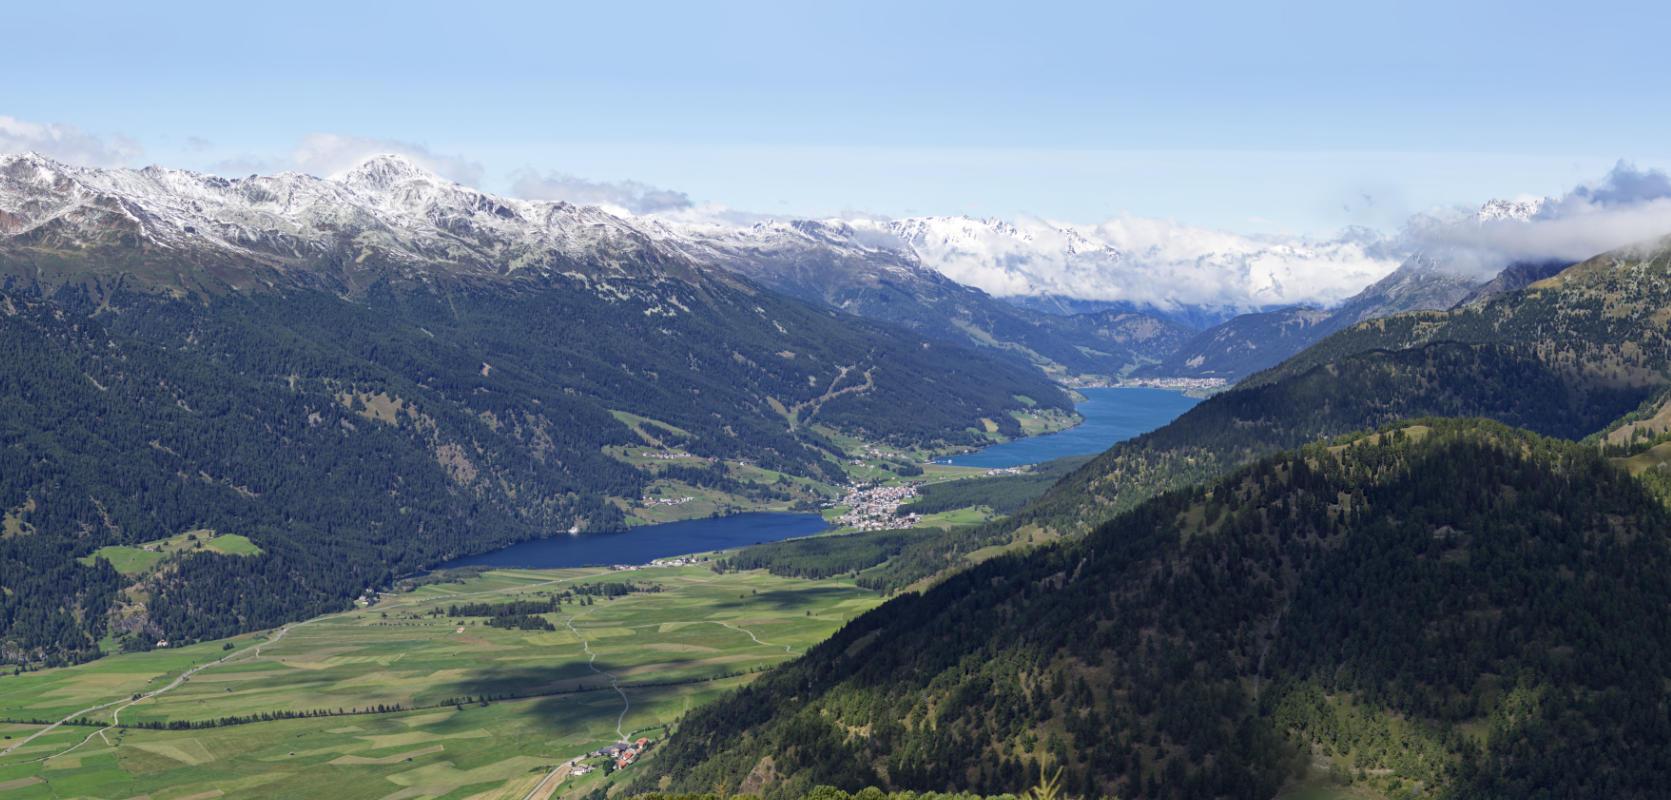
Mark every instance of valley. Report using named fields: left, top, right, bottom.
left=600, top=408, right=1081, bottom=529
left=6, top=146, right=1671, bottom=800
left=17, top=2, right=1671, bottom=797
left=0, top=152, right=1088, bottom=665
left=0, top=565, right=885, bottom=800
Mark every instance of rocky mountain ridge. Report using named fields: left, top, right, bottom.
left=0, top=152, right=700, bottom=295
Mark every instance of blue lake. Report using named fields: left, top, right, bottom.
left=436, top=512, right=830, bottom=570
left=938, top=387, right=1199, bottom=468
left=437, top=387, right=1193, bottom=570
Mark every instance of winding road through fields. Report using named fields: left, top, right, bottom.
left=1, top=566, right=832, bottom=800
left=0, top=570, right=607, bottom=767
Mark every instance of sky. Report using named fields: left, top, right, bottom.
left=5, top=0, right=1671, bottom=237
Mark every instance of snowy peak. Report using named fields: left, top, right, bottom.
left=885, top=215, right=1121, bottom=265
left=0, top=152, right=76, bottom=188
left=0, top=152, right=700, bottom=292
left=1477, top=197, right=1545, bottom=222
left=337, top=153, right=438, bottom=189
left=336, top=153, right=523, bottom=225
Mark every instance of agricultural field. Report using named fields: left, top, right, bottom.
left=0, top=565, right=883, bottom=799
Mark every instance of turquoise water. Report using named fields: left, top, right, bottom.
left=435, top=512, right=829, bottom=570
left=939, top=387, right=1199, bottom=468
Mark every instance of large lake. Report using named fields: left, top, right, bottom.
left=437, top=387, right=1194, bottom=570
left=435, top=512, right=829, bottom=570
left=938, top=386, right=1199, bottom=468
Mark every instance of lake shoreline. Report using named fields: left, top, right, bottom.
left=434, top=511, right=830, bottom=571
left=935, top=386, right=1200, bottom=469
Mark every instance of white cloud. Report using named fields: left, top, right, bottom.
left=1088, top=217, right=1400, bottom=310
left=0, top=115, right=139, bottom=167
left=289, top=133, right=484, bottom=186
left=864, top=213, right=1402, bottom=313
left=512, top=170, right=693, bottom=215
left=1402, top=161, right=1671, bottom=278
left=648, top=196, right=1406, bottom=314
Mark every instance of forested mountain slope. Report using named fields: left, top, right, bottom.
left=1251, top=236, right=1671, bottom=388
left=1009, top=237, right=1671, bottom=536
left=1134, top=255, right=1485, bottom=382
left=0, top=154, right=1068, bottom=664
left=635, top=421, right=1671, bottom=800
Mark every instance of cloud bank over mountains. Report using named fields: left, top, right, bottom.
left=848, top=214, right=1401, bottom=313
left=1402, top=162, right=1671, bottom=278
left=647, top=204, right=1408, bottom=313
left=289, top=134, right=485, bottom=187
left=905, top=214, right=1401, bottom=312
left=643, top=162, right=1671, bottom=314
left=0, top=116, right=139, bottom=168
left=512, top=169, right=695, bottom=215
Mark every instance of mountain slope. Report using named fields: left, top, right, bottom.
left=1133, top=305, right=1333, bottom=380
left=1002, top=294, right=1259, bottom=329
left=635, top=420, right=1671, bottom=800
left=652, top=218, right=1194, bottom=380
left=1252, top=236, right=1671, bottom=388
left=1004, top=236, right=1671, bottom=538
left=1453, top=258, right=1569, bottom=306
left=0, top=154, right=1070, bottom=663
left=1137, top=255, right=1484, bottom=381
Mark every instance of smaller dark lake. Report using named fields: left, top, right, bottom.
left=435, top=512, right=830, bottom=570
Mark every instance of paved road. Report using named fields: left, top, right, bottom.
left=564, top=615, right=631, bottom=742
left=0, top=618, right=310, bottom=763
left=521, top=756, right=583, bottom=800
left=713, top=621, right=796, bottom=654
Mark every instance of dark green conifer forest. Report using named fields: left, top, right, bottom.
left=636, top=421, right=1671, bottom=800
left=0, top=265, right=1065, bottom=662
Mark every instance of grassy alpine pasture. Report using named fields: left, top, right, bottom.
left=77, top=530, right=264, bottom=577
left=0, top=565, right=882, bottom=799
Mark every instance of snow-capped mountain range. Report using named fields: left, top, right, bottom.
left=650, top=211, right=1406, bottom=320
left=1, top=151, right=1575, bottom=332
left=0, top=151, right=693, bottom=291
left=0, top=152, right=1199, bottom=379
left=0, top=150, right=1415, bottom=322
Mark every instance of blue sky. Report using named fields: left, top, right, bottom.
left=6, top=0, right=1669, bottom=233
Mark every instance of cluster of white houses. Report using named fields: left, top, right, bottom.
left=648, top=556, right=700, bottom=567
left=641, top=495, right=695, bottom=507
left=638, top=451, right=712, bottom=461
left=832, top=483, right=921, bottom=531
left=588, top=737, right=653, bottom=770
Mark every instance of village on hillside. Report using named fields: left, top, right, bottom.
left=830, top=482, right=920, bottom=531
left=579, top=736, right=653, bottom=774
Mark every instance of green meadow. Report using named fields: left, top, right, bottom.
left=78, top=530, right=263, bottom=576
left=0, top=565, right=882, bottom=799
